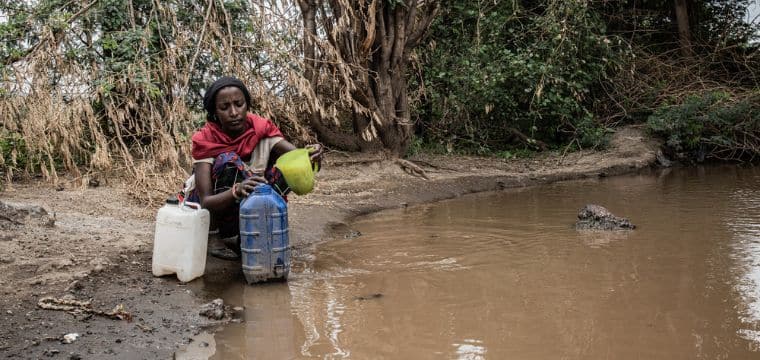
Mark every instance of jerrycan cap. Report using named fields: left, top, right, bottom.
left=165, top=196, right=179, bottom=205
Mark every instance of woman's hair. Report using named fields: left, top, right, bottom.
left=203, top=76, right=253, bottom=122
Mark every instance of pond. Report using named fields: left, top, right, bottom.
left=195, top=165, right=760, bottom=359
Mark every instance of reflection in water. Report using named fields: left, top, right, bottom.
left=454, top=339, right=486, bottom=360
left=728, top=185, right=760, bottom=344
left=210, top=282, right=305, bottom=360
left=205, top=165, right=760, bottom=359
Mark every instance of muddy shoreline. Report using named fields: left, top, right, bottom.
left=0, top=126, right=660, bottom=359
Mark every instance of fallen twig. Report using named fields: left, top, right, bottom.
left=395, top=158, right=430, bottom=180
left=37, top=297, right=133, bottom=321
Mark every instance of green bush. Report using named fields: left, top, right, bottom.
left=414, top=0, right=622, bottom=154
left=0, top=130, right=28, bottom=178
left=647, top=91, right=760, bottom=161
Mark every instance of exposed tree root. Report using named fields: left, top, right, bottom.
left=395, top=158, right=430, bottom=180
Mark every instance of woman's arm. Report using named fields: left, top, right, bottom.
left=195, top=142, right=324, bottom=210
left=268, top=141, right=324, bottom=170
left=193, top=162, right=235, bottom=212
left=193, top=162, right=266, bottom=212
left=269, top=139, right=297, bottom=163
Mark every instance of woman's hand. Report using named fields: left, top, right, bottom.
left=235, top=174, right=267, bottom=199
left=307, top=143, right=324, bottom=171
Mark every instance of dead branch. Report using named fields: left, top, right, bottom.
left=395, top=158, right=429, bottom=180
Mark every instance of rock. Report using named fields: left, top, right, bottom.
left=37, top=259, right=74, bottom=273
left=0, top=200, right=55, bottom=227
left=656, top=150, right=673, bottom=167
left=88, top=258, right=111, bottom=273
left=0, top=255, right=15, bottom=264
left=199, top=299, right=226, bottom=320
left=61, top=333, right=80, bottom=344
left=575, top=204, right=636, bottom=230
left=354, top=293, right=383, bottom=301
left=344, top=230, right=361, bottom=239
left=43, top=348, right=59, bottom=357
left=65, top=281, right=83, bottom=293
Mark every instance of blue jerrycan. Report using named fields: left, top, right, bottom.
left=239, top=184, right=290, bottom=284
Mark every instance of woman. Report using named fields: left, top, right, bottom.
left=187, top=76, right=323, bottom=243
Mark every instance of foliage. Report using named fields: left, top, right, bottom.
left=413, top=0, right=622, bottom=155
left=647, top=91, right=760, bottom=161
left=594, top=1, right=759, bottom=163
left=1, top=0, right=759, bottom=200
left=0, top=0, right=312, bottom=202
left=597, top=0, right=757, bottom=52
left=0, top=130, right=27, bottom=180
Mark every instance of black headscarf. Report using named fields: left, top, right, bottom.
left=202, top=76, right=252, bottom=122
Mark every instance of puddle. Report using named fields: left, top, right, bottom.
left=193, top=165, right=760, bottom=359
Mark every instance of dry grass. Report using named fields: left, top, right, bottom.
left=0, top=1, right=329, bottom=204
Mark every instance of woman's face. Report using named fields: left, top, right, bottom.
left=214, top=86, right=248, bottom=137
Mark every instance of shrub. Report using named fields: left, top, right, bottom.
left=413, top=0, right=622, bottom=154
left=647, top=91, right=760, bottom=162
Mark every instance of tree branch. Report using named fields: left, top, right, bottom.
left=405, top=2, right=439, bottom=52
left=3, top=0, right=100, bottom=66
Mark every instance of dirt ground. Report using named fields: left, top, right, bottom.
left=0, top=125, right=660, bottom=359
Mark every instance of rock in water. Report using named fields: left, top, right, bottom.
left=575, top=204, right=635, bottom=230
left=199, top=299, right=226, bottom=320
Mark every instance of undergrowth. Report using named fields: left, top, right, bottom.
left=647, top=91, right=760, bottom=162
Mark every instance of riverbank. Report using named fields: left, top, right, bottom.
left=0, top=125, right=660, bottom=359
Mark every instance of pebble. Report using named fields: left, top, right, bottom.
left=62, top=333, right=80, bottom=344
left=199, top=299, right=226, bottom=320
left=43, top=348, right=59, bottom=357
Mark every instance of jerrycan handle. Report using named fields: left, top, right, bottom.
left=181, top=201, right=202, bottom=211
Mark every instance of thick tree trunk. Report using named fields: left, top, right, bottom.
left=297, top=0, right=438, bottom=156
left=674, top=0, right=692, bottom=56
left=298, top=0, right=361, bottom=151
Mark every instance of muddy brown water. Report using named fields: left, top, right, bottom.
left=191, top=165, right=760, bottom=359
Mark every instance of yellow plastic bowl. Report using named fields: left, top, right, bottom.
left=274, top=148, right=318, bottom=195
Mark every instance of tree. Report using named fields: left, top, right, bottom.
left=674, top=0, right=693, bottom=56
left=0, top=0, right=313, bottom=200
left=297, top=0, right=439, bottom=155
left=413, top=0, right=620, bottom=152
left=597, top=0, right=756, bottom=55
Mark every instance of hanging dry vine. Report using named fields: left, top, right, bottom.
left=0, top=0, right=318, bottom=203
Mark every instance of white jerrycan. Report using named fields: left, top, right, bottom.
left=152, top=198, right=209, bottom=282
